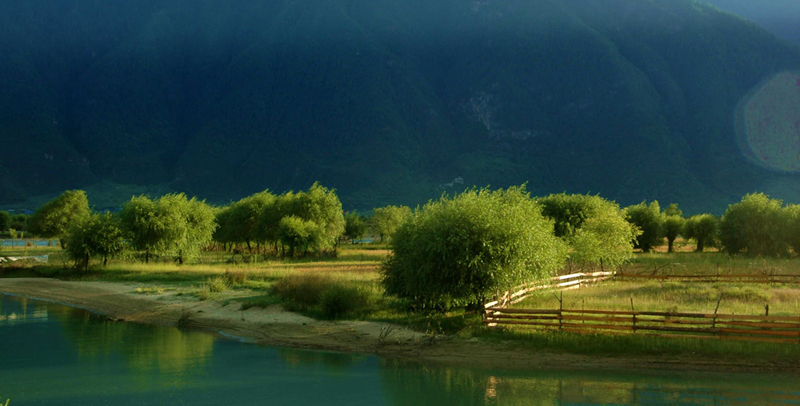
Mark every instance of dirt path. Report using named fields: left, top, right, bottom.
left=1, top=278, right=798, bottom=374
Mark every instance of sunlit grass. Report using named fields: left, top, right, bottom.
left=514, top=281, right=800, bottom=316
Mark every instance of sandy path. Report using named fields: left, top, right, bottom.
left=2, top=278, right=798, bottom=374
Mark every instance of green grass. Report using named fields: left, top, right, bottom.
left=7, top=243, right=800, bottom=362
left=514, top=280, right=800, bottom=316
left=475, top=328, right=800, bottom=359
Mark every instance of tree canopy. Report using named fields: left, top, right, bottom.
left=624, top=201, right=664, bottom=252
left=382, top=186, right=567, bottom=309
left=538, top=194, right=637, bottom=270
left=28, top=190, right=91, bottom=246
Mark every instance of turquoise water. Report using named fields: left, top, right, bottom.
left=1, top=294, right=799, bottom=405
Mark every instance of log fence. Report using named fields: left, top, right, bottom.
left=483, top=307, right=800, bottom=344
left=484, top=271, right=614, bottom=309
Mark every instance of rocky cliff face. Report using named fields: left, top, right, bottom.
left=1, top=0, right=799, bottom=213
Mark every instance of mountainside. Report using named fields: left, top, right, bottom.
left=1, top=0, right=799, bottom=214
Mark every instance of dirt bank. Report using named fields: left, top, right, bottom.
left=1, top=278, right=798, bottom=374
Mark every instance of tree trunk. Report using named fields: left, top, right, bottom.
left=145, top=250, right=150, bottom=264
left=696, top=239, right=704, bottom=252
left=668, top=238, right=675, bottom=253
left=103, top=256, right=108, bottom=267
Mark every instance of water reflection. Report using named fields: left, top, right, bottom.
left=2, top=294, right=800, bottom=405
left=379, top=358, right=800, bottom=405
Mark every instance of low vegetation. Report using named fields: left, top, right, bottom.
left=6, top=186, right=800, bottom=363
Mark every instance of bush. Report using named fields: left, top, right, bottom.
left=205, top=276, right=230, bottom=293
left=224, top=270, right=248, bottom=285
left=319, top=284, right=372, bottom=319
left=624, top=201, right=664, bottom=252
left=684, top=214, right=718, bottom=252
left=271, top=274, right=333, bottom=309
left=382, top=186, right=567, bottom=310
left=719, top=193, right=788, bottom=257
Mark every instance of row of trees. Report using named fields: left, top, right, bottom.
left=381, top=189, right=800, bottom=308
left=607, top=193, right=800, bottom=258
left=213, top=183, right=345, bottom=257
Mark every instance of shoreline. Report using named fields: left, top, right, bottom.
left=2, top=278, right=799, bottom=375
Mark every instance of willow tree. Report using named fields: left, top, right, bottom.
left=63, top=213, right=126, bottom=271
left=371, top=205, right=412, bottom=242
left=624, top=201, right=664, bottom=252
left=684, top=214, right=718, bottom=252
left=720, top=193, right=788, bottom=256
left=382, top=186, right=567, bottom=310
left=538, top=194, right=638, bottom=270
left=28, top=190, right=91, bottom=248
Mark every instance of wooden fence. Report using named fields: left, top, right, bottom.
left=484, top=307, right=800, bottom=344
left=484, top=272, right=614, bottom=309
left=615, top=272, right=800, bottom=284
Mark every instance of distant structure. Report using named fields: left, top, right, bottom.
left=439, top=177, right=465, bottom=189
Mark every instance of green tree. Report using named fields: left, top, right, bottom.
left=663, top=215, right=685, bottom=253
left=10, top=214, right=28, bottom=232
left=371, top=205, right=412, bottom=242
left=28, top=190, right=91, bottom=247
left=684, top=214, right=718, bottom=252
left=167, top=195, right=217, bottom=264
left=63, top=213, right=127, bottom=271
left=663, top=203, right=683, bottom=217
left=785, top=204, right=800, bottom=256
left=119, top=195, right=183, bottom=263
left=382, top=186, right=567, bottom=309
left=260, top=183, right=345, bottom=256
left=344, top=211, right=368, bottom=243
left=538, top=194, right=637, bottom=270
left=278, top=215, right=317, bottom=258
left=624, top=201, right=664, bottom=252
left=0, top=211, right=10, bottom=231
left=227, top=191, right=276, bottom=252
left=719, top=193, right=788, bottom=256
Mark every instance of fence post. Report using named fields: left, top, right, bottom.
left=630, top=297, right=636, bottom=333
left=713, top=293, right=724, bottom=335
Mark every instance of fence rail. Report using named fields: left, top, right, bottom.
left=484, top=272, right=614, bottom=308
left=615, top=273, right=800, bottom=283
left=484, top=307, right=800, bottom=344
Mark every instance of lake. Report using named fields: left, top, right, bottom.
left=1, top=294, right=799, bottom=405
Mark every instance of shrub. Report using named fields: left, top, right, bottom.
left=205, top=276, right=230, bottom=293
left=684, top=214, right=718, bottom=252
left=271, top=274, right=333, bottom=309
left=382, top=186, right=567, bottom=310
left=719, top=193, right=788, bottom=257
left=624, top=201, right=664, bottom=252
left=319, top=284, right=372, bottom=319
left=224, top=270, right=248, bottom=285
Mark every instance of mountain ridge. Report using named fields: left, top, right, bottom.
left=1, top=0, right=799, bottom=214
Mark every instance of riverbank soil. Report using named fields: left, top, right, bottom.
left=2, top=278, right=798, bottom=374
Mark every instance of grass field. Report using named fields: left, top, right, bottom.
left=5, top=240, right=800, bottom=359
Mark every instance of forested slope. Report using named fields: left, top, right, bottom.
left=1, top=0, right=799, bottom=213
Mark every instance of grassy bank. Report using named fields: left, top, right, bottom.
left=4, top=244, right=800, bottom=362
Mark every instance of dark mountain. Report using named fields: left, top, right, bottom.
left=703, top=0, right=800, bottom=47
left=1, top=0, right=799, bottom=214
